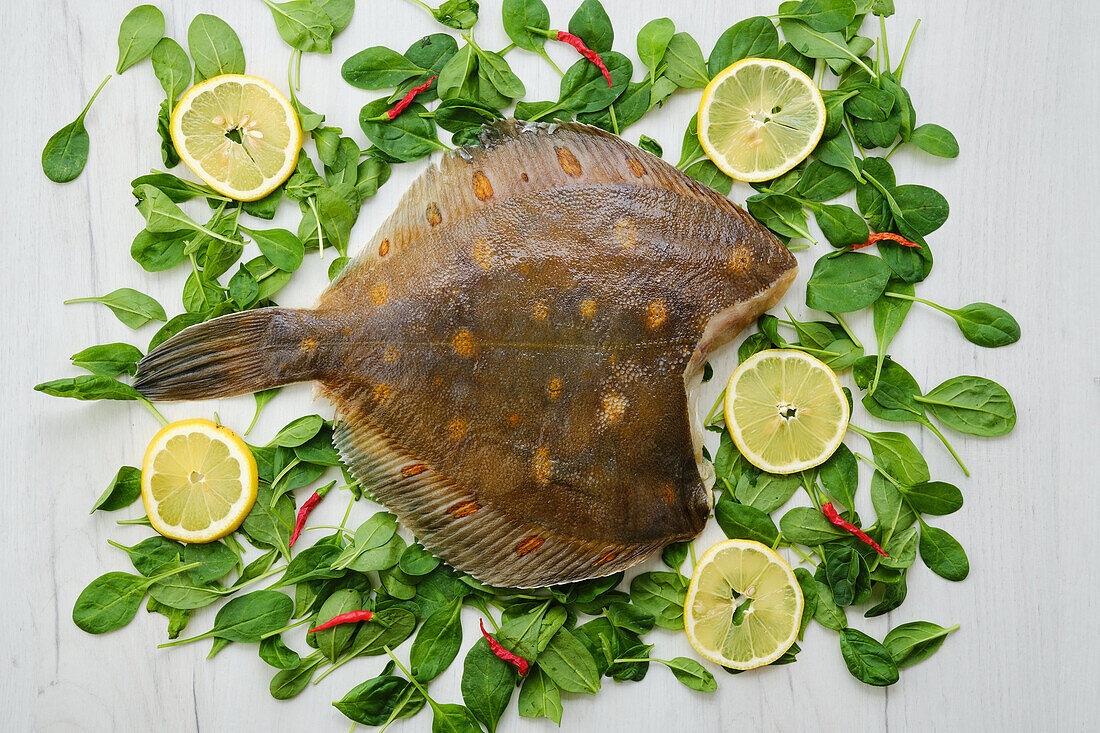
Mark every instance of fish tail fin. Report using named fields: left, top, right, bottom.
left=134, top=308, right=331, bottom=401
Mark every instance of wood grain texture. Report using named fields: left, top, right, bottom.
left=2, top=0, right=1095, bottom=731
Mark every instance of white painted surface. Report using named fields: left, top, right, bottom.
left=2, top=0, right=1096, bottom=730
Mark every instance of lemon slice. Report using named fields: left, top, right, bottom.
left=698, top=58, right=825, bottom=182
left=141, top=418, right=258, bottom=543
left=684, top=539, right=803, bottom=670
left=170, top=74, right=302, bottom=201
left=724, top=349, right=849, bottom=474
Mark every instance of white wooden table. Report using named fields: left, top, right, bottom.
left=3, top=1, right=1095, bottom=730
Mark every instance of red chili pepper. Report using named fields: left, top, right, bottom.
left=822, top=502, right=889, bottom=557
left=289, top=482, right=333, bottom=548
left=309, top=610, right=374, bottom=634
left=386, top=75, right=438, bottom=120
left=852, top=231, right=922, bottom=250
left=555, top=31, right=612, bottom=87
left=480, top=619, right=529, bottom=676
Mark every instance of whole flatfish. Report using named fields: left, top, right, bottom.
left=136, top=120, right=797, bottom=587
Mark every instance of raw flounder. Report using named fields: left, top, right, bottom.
left=135, top=120, right=797, bottom=587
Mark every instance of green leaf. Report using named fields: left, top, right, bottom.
left=735, top=470, right=800, bottom=513
left=883, top=621, right=957, bottom=667
left=91, top=466, right=141, bottom=512
left=662, top=657, right=717, bottom=692
left=151, top=38, right=192, bottom=106
left=869, top=282, right=915, bottom=393
left=554, top=52, right=633, bottom=115
left=878, top=527, right=918, bottom=570
left=863, top=430, right=930, bottom=485
left=708, top=17, right=779, bottom=77
left=266, top=414, right=325, bottom=448
left=824, top=545, right=869, bottom=606
left=715, top=495, right=780, bottom=545
left=568, top=0, right=614, bottom=53
left=870, top=471, right=916, bottom=545
left=502, top=0, right=550, bottom=52
left=663, top=32, right=710, bottom=88
left=779, top=506, right=848, bottom=544
left=359, top=99, right=441, bottom=162
left=920, top=376, right=1016, bottom=435
left=270, top=655, right=323, bottom=699
left=73, top=572, right=151, bottom=634
left=629, top=572, right=687, bottom=630
left=813, top=580, right=847, bottom=630
left=334, top=674, right=425, bottom=725
left=474, top=47, right=525, bottom=99
left=259, top=635, right=302, bottom=669
left=796, top=161, right=857, bottom=201
left=242, top=483, right=294, bottom=559
left=918, top=525, right=969, bottom=580
left=900, top=481, right=963, bottom=515
left=263, top=0, right=334, bottom=53
left=814, top=203, right=869, bottom=248
left=116, top=5, right=165, bottom=74
left=410, top=601, right=463, bottom=682
left=42, top=76, right=110, bottom=183
left=539, top=627, right=601, bottom=694
left=818, top=443, right=858, bottom=510
left=461, top=638, right=516, bottom=733
left=910, top=123, right=959, bottom=158
left=780, top=0, right=857, bottom=32
left=188, top=14, right=245, bottom=80
left=892, top=185, right=949, bottom=237
left=864, top=571, right=907, bottom=616
left=34, top=375, right=143, bottom=402
left=793, top=568, right=818, bottom=638
left=70, top=343, right=143, bottom=377
left=313, top=589, right=362, bottom=662
left=805, top=252, right=892, bottom=312
left=637, top=18, right=675, bottom=80
left=518, top=667, right=562, bottom=724
left=839, top=628, right=899, bottom=686
left=341, top=608, right=417, bottom=658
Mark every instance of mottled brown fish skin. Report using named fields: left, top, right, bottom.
left=134, top=120, right=796, bottom=587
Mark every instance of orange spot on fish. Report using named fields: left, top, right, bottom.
left=599, top=392, right=627, bottom=423
left=370, top=282, right=389, bottom=305
left=447, top=417, right=467, bottom=440
left=646, top=300, right=668, bottom=329
left=533, top=302, right=549, bottom=320
left=547, top=377, right=563, bottom=399
left=728, top=247, right=751, bottom=272
left=383, top=347, right=399, bottom=363
left=532, top=447, right=551, bottom=484
left=515, top=535, right=545, bottom=556
left=372, top=383, right=392, bottom=402
left=472, top=170, right=493, bottom=200
left=448, top=500, right=481, bottom=518
left=401, top=463, right=427, bottom=477
left=614, top=218, right=636, bottom=248
left=379, top=239, right=390, bottom=257
left=662, top=482, right=676, bottom=504
left=508, top=413, right=521, bottom=427
left=453, top=329, right=473, bottom=356
left=555, top=146, right=582, bottom=176
left=472, top=238, right=493, bottom=270
left=299, top=337, right=317, bottom=353
left=593, top=550, right=618, bottom=565
left=426, top=202, right=442, bottom=226
left=580, top=299, right=597, bottom=318
left=521, top=172, right=529, bottom=182
left=627, top=157, right=645, bottom=177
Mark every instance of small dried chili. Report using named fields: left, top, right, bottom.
left=555, top=31, right=612, bottom=87
left=822, top=502, right=889, bottom=557
left=289, top=482, right=333, bottom=548
left=385, top=75, right=438, bottom=120
left=309, top=610, right=374, bottom=634
left=852, top=231, right=921, bottom=250
left=479, top=619, right=529, bottom=676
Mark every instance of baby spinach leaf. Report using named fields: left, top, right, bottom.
left=910, top=123, right=959, bottom=158
left=313, top=589, right=362, bottom=661
left=805, top=252, right=891, bottom=312
left=316, top=0, right=354, bottom=33
left=410, top=601, right=462, bottom=682
left=638, top=134, right=663, bottom=158
left=900, top=481, right=963, bottom=515
left=262, top=0, right=334, bottom=53
left=461, top=638, right=516, bottom=733
left=883, top=621, right=957, bottom=667
left=116, top=5, right=165, bottom=74
left=780, top=506, right=849, bottom=544
left=242, top=483, right=294, bottom=559
left=918, top=525, right=969, bottom=580
left=870, top=471, right=916, bottom=545
left=518, top=667, right=562, bottom=724
left=334, top=674, right=425, bottom=725
left=344, top=608, right=417, bottom=658
left=73, top=572, right=155, bottom=634
left=568, top=0, right=614, bottom=53
left=359, top=99, right=443, bottom=162
left=746, top=193, right=812, bottom=240
left=708, top=17, right=779, bottom=77
left=343, top=46, right=426, bottom=89
left=270, top=654, right=324, bottom=699
left=540, top=627, right=601, bottom=694
left=663, top=32, right=710, bottom=88
left=425, top=0, right=479, bottom=29
left=779, top=0, right=857, bottom=33
left=151, top=38, right=192, bottom=107
left=891, top=185, right=949, bottom=237
left=865, top=429, right=930, bottom=485
left=918, top=376, right=1016, bottom=436
left=813, top=580, right=847, bottom=630
left=814, top=203, right=868, bottom=247
left=878, top=528, right=918, bottom=571
left=839, top=628, right=899, bottom=686
left=818, top=443, right=858, bottom=510
left=637, top=17, right=675, bottom=83
left=868, top=281, right=914, bottom=393
left=658, top=657, right=717, bottom=692
left=42, top=75, right=110, bottom=183
left=242, top=227, right=305, bottom=272
left=715, top=494, right=780, bottom=545
left=502, top=0, right=550, bottom=53
left=793, top=568, right=818, bottom=638
left=629, top=572, right=686, bottom=630
left=35, top=375, right=143, bottom=402
left=824, top=545, right=870, bottom=606
left=473, top=45, right=525, bottom=99
left=188, top=14, right=245, bottom=80
left=71, top=343, right=143, bottom=377
left=553, top=52, right=632, bottom=115
left=683, top=158, right=733, bottom=195
left=797, top=160, right=858, bottom=201
left=91, top=465, right=141, bottom=512
left=259, top=635, right=302, bottom=669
